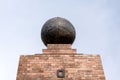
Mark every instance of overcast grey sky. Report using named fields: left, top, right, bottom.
left=0, top=0, right=120, bottom=80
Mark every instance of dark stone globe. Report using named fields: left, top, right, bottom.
left=41, top=17, right=76, bottom=46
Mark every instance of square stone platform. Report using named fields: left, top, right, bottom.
left=17, top=44, right=105, bottom=80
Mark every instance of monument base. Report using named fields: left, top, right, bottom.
left=17, top=44, right=105, bottom=80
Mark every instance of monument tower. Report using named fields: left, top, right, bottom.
left=17, top=17, right=105, bottom=80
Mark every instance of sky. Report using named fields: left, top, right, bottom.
left=0, top=0, right=120, bottom=80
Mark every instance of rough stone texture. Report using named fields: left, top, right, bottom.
left=17, top=44, right=105, bottom=80
left=43, top=44, right=76, bottom=54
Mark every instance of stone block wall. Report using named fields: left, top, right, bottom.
left=16, top=44, right=105, bottom=80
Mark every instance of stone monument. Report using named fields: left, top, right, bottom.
left=16, top=17, right=105, bottom=80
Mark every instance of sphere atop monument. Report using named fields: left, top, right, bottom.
left=41, top=17, right=76, bottom=46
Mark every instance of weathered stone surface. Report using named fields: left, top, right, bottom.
left=42, top=44, right=76, bottom=54
left=17, top=44, right=105, bottom=80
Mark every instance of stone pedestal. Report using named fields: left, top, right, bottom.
left=17, top=44, right=105, bottom=80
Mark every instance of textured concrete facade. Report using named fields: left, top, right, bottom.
left=17, top=44, right=105, bottom=80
